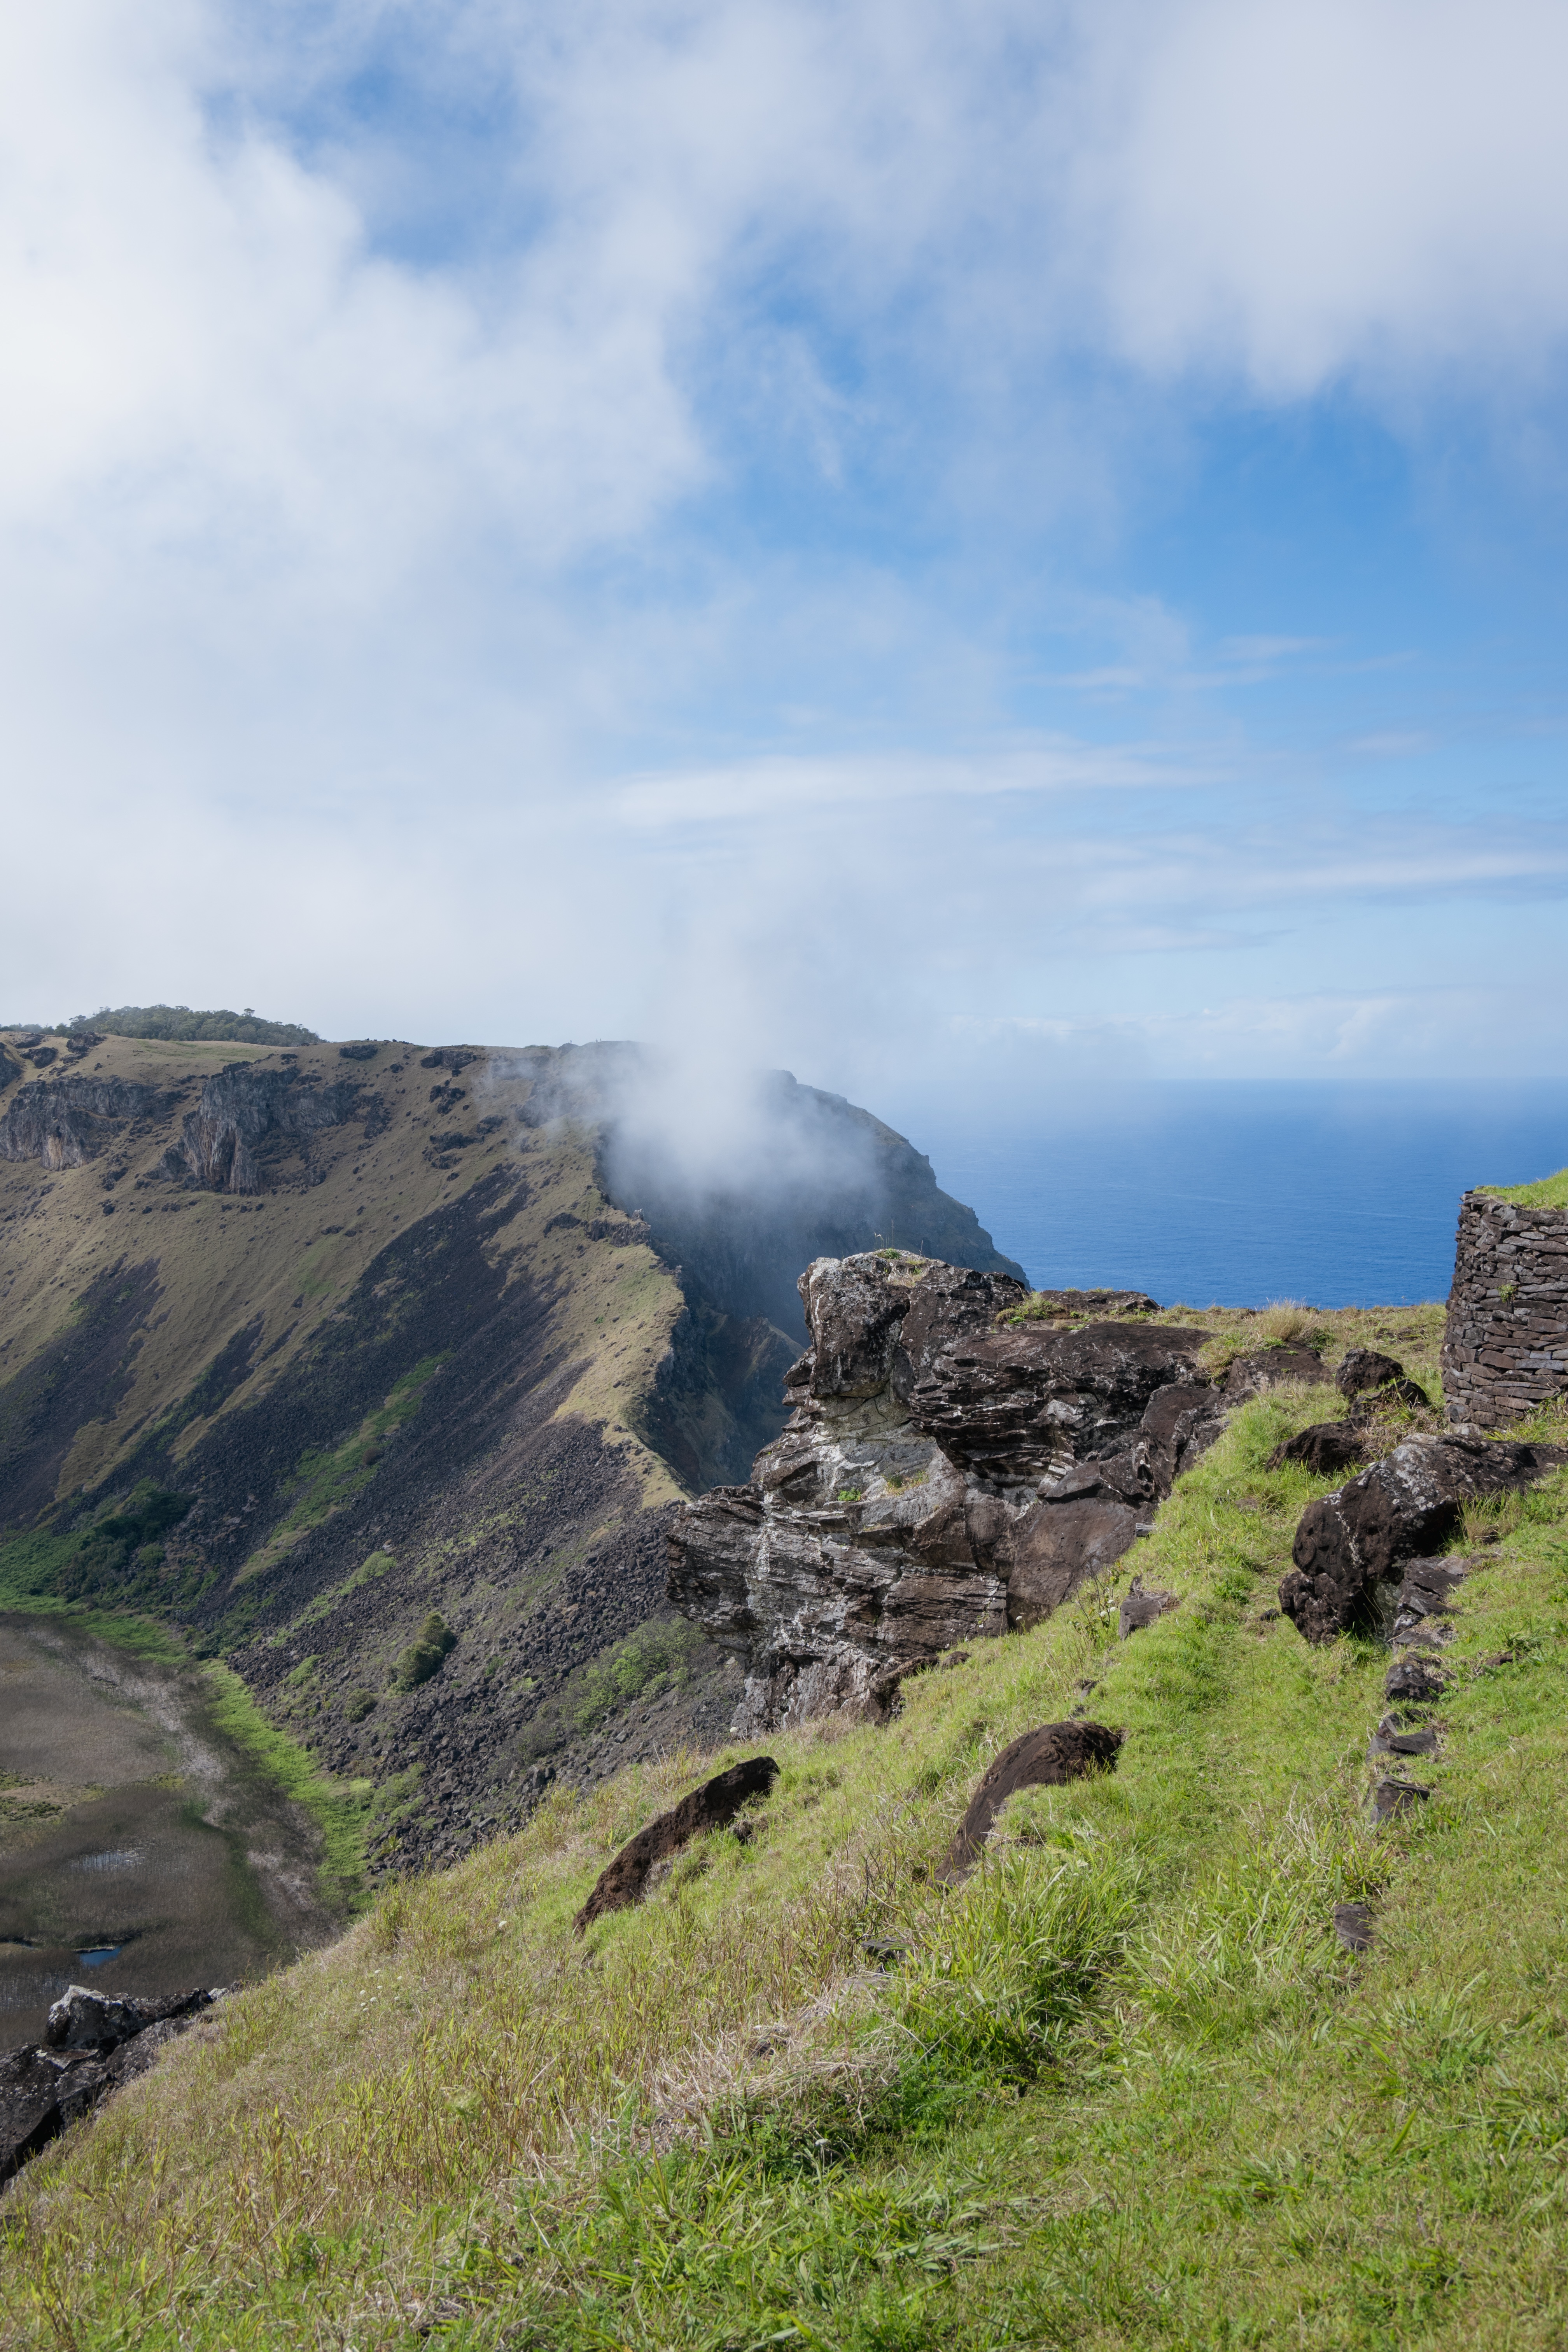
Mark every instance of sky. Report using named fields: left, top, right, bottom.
left=4, top=0, right=1567, bottom=1112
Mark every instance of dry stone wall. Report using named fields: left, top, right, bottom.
left=1442, top=1192, right=1568, bottom=1424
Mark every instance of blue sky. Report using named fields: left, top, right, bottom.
left=3, top=0, right=1566, bottom=1104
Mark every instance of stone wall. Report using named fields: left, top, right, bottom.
left=1442, top=1192, right=1568, bottom=1424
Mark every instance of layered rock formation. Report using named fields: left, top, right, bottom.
left=667, top=1251, right=1223, bottom=1730
left=0, top=1075, right=166, bottom=1169
left=162, top=1061, right=371, bottom=1192
left=1443, top=1190, right=1568, bottom=1424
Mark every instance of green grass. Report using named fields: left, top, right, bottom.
left=0, top=1533, right=192, bottom=1662
left=232, top=1355, right=449, bottom=1596
left=6, top=1381, right=1568, bottom=2348
left=200, top=1662, right=370, bottom=1913
left=1483, top=1164, right=1568, bottom=1210
left=567, top=1615, right=710, bottom=1732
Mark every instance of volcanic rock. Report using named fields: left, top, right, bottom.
left=1385, top=1656, right=1448, bottom=1705
left=1391, top=1557, right=1467, bottom=1644
left=1119, top=1577, right=1179, bottom=1639
left=1224, top=1346, right=1329, bottom=1397
left=1333, top=1901, right=1374, bottom=1953
left=668, top=1251, right=1220, bottom=1730
left=1372, top=1778, right=1430, bottom=1825
left=2, top=1987, right=222, bottom=2185
left=936, top=1720, right=1122, bottom=1883
left=0, top=2048, right=69, bottom=2183
left=1279, top=1436, right=1561, bottom=1644
left=0, top=1076, right=166, bottom=1170
left=1369, top=1714, right=1438, bottom=1758
left=1337, top=1348, right=1428, bottom=1407
left=1267, top=1422, right=1370, bottom=1477
left=163, top=1063, right=364, bottom=1193
left=574, top=1755, right=779, bottom=1930
left=46, top=1983, right=217, bottom=2051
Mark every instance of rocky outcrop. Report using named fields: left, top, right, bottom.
left=163, top=1063, right=364, bottom=1192
left=1279, top=1435, right=1562, bottom=1643
left=1443, top=1190, right=1568, bottom=1423
left=0, top=1076, right=165, bottom=1169
left=574, top=1756, right=778, bottom=1930
left=1265, top=1347, right=1430, bottom=1476
left=2, top=1985, right=220, bottom=2184
left=937, top=1720, right=1122, bottom=1883
left=667, top=1252, right=1222, bottom=1731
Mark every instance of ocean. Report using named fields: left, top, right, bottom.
left=901, top=1082, right=1568, bottom=1310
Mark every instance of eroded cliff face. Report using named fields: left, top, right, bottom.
left=162, top=1063, right=371, bottom=1192
left=667, top=1251, right=1223, bottom=1730
left=0, top=1078, right=168, bottom=1171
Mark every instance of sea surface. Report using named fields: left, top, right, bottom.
left=903, top=1082, right=1568, bottom=1309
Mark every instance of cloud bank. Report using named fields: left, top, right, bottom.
left=2, top=0, right=1565, bottom=1087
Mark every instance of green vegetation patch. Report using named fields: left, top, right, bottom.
left=238, top=1356, right=448, bottom=1584
left=200, top=1662, right=368, bottom=1912
left=55, top=1003, right=320, bottom=1045
left=0, top=1488, right=209, bottom=1620
left=1482, top=1163, right=1568, bottom=1210
left=568, top=1615, right=710, bottom=1732
left=391, top=1611, right=457, bottom=1692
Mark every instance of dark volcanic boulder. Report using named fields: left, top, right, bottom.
left=936, top=1721, right=1122, bottom=1883
left=1392, top=1557, right=1466, bottom=1642
left=45, top=1983, right=216, bottom=2051
left=1372, top=1778, right=1430, bottom=1825
left=575, top=1756, right=778, bottom=1930
left=668, top=1253, right=1223, bottom=1729
left=1267, top=1422, right=1370, bottom=1476
left=1386, top=1656, right=1448, bottom=1705
left=0, top=2049, right=66, bottom=2183
left=1279, top=1436, right=1561, bottom=1643
left=1000, top=1496, right=1139, bottom=1627
left=1336, top=1348, right=1403, bottom=1397
left=1119, top=1577, right=1178, bottom=1638
left=2, top=1988, right=219, bottom=2184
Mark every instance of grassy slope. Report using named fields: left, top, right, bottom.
left=10, top=1306, right=1568, bottom=2347
left=0, top=1033, right=684, bottom=1514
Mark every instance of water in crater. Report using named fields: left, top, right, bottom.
left=0, top=1615, right=343, bottom=2049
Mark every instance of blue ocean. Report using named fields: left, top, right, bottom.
left=904, top=1083, right=1568, bottom=1310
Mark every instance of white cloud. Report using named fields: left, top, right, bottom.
left=2, top=0, right=1567, bottom=1088
left=1071, top=0, right=1568, bottom=394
